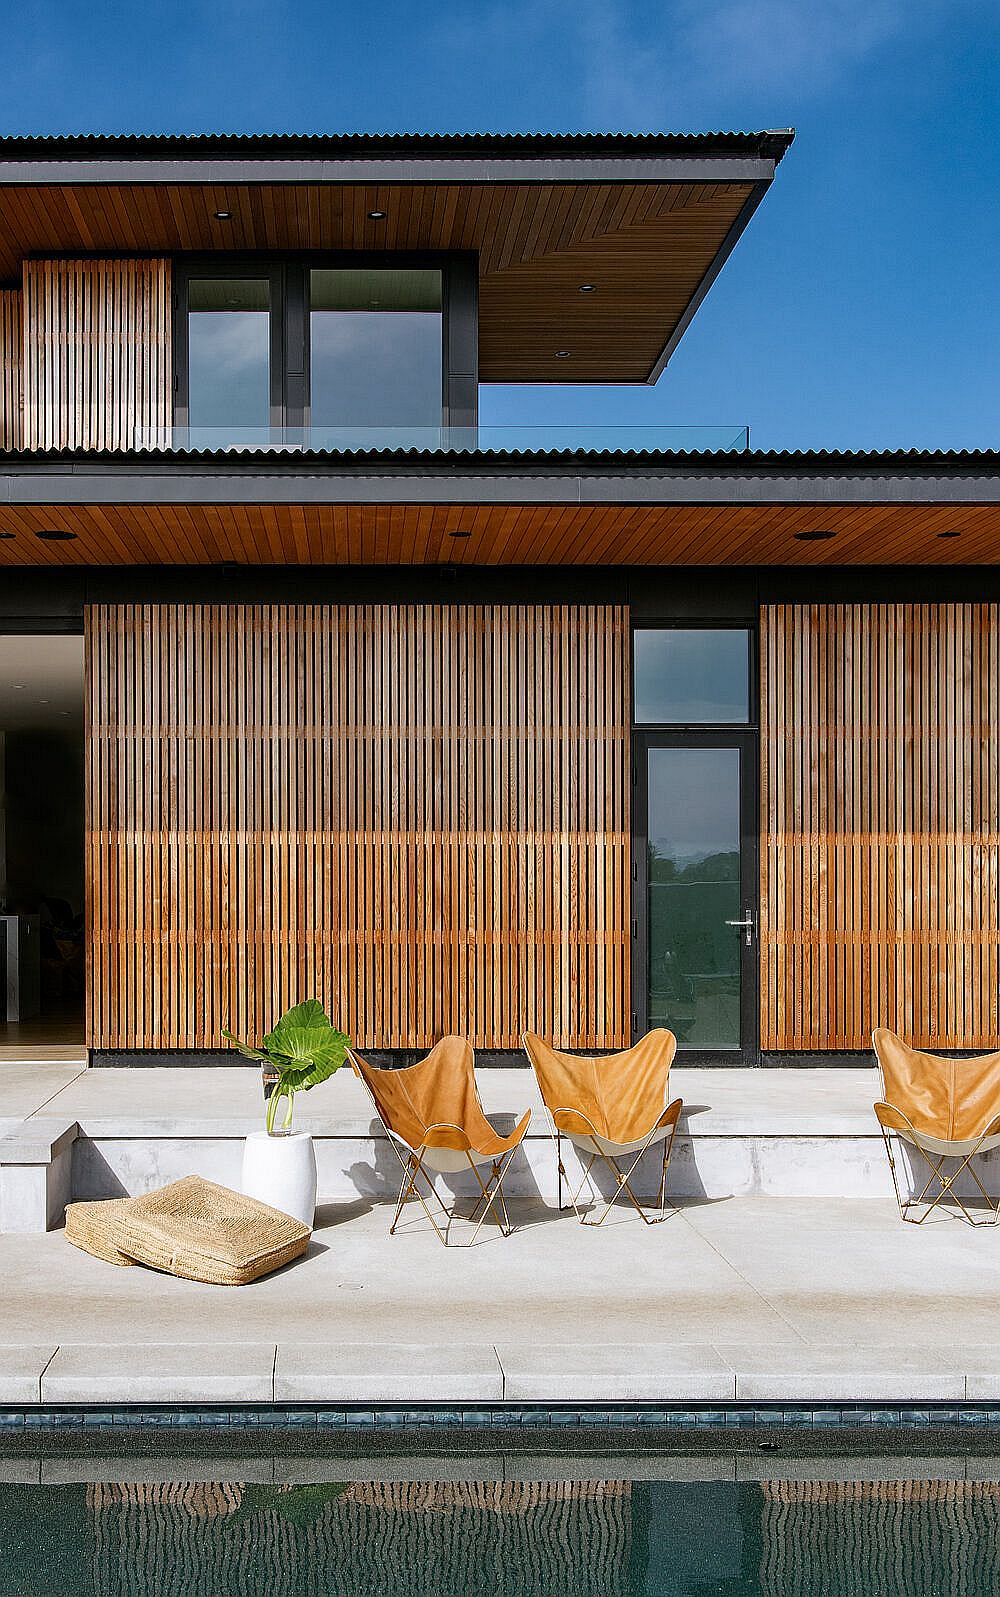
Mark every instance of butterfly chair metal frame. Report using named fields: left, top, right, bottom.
left=384, top=1123, right=519, bottom=1246
left=552, top=1102, right=682, bottom=1227
left=350, top=1042, right=530, bottom=1247
left=873, top=1028, right=1000, bottom=1227
left=875, top=1103, right=1000, bottom=1227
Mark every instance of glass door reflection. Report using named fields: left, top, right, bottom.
left=646, top=744, right=748, bottom=1052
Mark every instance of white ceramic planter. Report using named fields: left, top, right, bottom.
left=241, top=1131, right=317, bottom=1228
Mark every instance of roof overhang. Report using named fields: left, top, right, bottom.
left=1, top=450, right=998, bottom=565
left=0, top=130, right=793, bottom=383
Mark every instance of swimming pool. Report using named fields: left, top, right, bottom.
left=3, top=1435, right=999, bottom=1595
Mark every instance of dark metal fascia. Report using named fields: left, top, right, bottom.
left=0, top=154, right=780, bottom=186
left=3, top=459, right=1000, bottom=507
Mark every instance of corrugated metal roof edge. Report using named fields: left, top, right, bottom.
left=0, top=129, right=796, bottom=162
left=0, top=446, right=997, bottom=468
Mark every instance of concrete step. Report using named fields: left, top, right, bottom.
left=4, top=1064, right=995, bottom=1231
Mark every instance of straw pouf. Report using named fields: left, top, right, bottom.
left=118, top=1174, right=311, bottom=1285
left=65, top=1196, right=138, bottom=1267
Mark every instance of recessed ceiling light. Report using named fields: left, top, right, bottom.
left=555, top=350, right=571, bottom=359
left=214, top=209, right=232, bottom=220
left=579, top=283, right=597, bottom=293
left=35, top=528, right=77, bottom=541
left=449, top=528, right=472, bottom=539
left=794, top=529, right=836, bottom=541
left=38, top=698, right=50, bottom=705
left=368, top=209, right=386, bottom=220
left=937, top=529, right=961, bottom=539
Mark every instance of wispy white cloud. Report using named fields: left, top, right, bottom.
left=429, top=0, right=975, bottom=130
left=575, top=0, right=947, bottom=124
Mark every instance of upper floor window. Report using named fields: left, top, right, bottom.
left=633, top=627, right=751, bottom=724
left=174, top=258, right=462, bottom=446
left=309, top=268, right=442, bottom=431
left=187, top=276, right=271, bottom=436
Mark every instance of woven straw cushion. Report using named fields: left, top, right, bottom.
left=118, top=1175, right=311, bottom=1286
left=65, top=1197, right=138, bottom=1267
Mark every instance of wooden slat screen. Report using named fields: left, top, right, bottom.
left=761, top=603, right=1000, bottom=1050
left=22, top=258, right=171, bottom=451
left=0, top=288, right=22, bottom=449
left=86, top=603, right=630, bottom=1051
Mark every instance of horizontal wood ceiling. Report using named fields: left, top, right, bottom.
left=0, top=500, right=998, bottom=566
left=0, top=180, right=753, bottom=381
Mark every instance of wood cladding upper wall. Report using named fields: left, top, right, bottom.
left=0, top=182, right=751, bottom=381
left=86, top=603, right=630, bottom=1052
left=760, top=604, right=1000, bottom=1050
left=3, top=500, right=1000, bottom=568
left=21, top=259, right=172, bottom=451
left=0, top=289, right=21, bottom=450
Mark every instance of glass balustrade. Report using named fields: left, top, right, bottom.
left=130, top=423, right=750, bottom=454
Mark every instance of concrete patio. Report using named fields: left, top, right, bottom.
left=3, top=1058, right=1000, bottom=1408
left=3, top=1192, right=1000, bottom=1406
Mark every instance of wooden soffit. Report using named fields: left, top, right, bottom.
left=1, top=501, right=999, bottom=566
left=0, top=167, right=770, bottom=381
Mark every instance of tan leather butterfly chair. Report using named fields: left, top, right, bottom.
left=521, top=1030, right=681, bottom=1226
left=873, top=1028, right=1000, bottom=1226
left=350, top=1037, right=531, bottom=1245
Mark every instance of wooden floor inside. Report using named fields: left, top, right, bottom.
left=0, top=1005, right=86, bottom=1060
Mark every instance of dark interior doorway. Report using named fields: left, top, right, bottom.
left=0, top=634, right=85, bottom=1049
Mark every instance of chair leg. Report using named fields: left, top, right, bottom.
left=464, top=1148, right=519, bottom=1244
left=578, top=1126, right=677, bottom=1228
left=387, top=1147, right=452, bottom=1246
left=882, top=1130, right=1000, bottom=1226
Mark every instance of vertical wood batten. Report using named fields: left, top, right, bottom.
left=0, top=288, right=23, bottom=449
left=22, top=258, right=171, bottom=450
left=761, top=603, right=1000, bottom=1051
left=86, top=603, right=630, bottom=1051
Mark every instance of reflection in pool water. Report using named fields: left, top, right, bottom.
left=2, top=1475, right=999, bottom=1595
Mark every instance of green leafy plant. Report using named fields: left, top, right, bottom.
left=226, top=1482, right=351, bottom=1528
left=224, top=999, right=350, bottom=1135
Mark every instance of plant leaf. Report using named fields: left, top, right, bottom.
left=221, top=1028, right=273, bottom=1064
left=263, top=999, right=350, bottom=1091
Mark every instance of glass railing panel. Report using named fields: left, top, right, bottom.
left=130, top=424, right=750, bottom=454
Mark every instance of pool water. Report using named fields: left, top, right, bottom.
left=3, top=1468, right=999, bottom=1595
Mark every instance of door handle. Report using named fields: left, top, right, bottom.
left=725, top=914, right=755, bottom=947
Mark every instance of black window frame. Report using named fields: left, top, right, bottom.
left=630, top=619, right=761, bottom=1064
left=173, top=252, right=478, bottom=435
left=631, top=619, right=757, bottom=732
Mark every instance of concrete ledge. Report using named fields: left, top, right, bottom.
left=0, top=1118, right=78, bottom=1233
left=41, top=1343, right=277, bottom=1404
left=6, top=1066, right=1000, bottom=1231
left=497, top=1343, right=735, bottom=1402
left=718, top=1344, right=965, bottom=1402
left=275, top=1343, right=503, bottom=1403
left=11, top=1340, right=1000, bottom=1406
left=0, top=1346, right=57, bottom=1403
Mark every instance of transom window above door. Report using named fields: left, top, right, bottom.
left=633, top=627, right=751, bottom=725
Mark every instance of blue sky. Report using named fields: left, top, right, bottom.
left=2, top=0, right=998, bottom=450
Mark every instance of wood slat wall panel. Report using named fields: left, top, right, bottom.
left=22, top=259, right=171, bottom=451
left=761, top=603, right=1000, bottom=1050
left=86, top=602, right=629, bottom=1051
left=0, top=288, right=22, bottom=449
